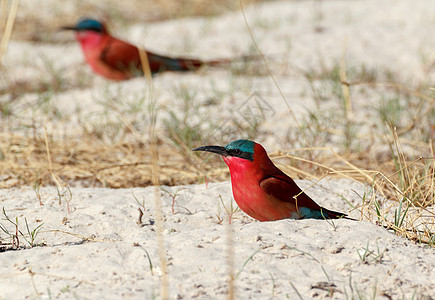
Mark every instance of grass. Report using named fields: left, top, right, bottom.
left=216, top=194, right=241, bottom=224
left=163, top=85, right=213, bottom=152
left=0, top=38, right=433, bottom=249
left=343, top=273, right=378, bottom=300
left=0, top=1, right=434, bottom=299
left=161, top=186, right=182, bottom=214
left=0, top=133, right=211, bottom=188
left=0, top=207, right=44, bottom=250
left=138, top=244, right=155, bottom=276
left=357, top=240, right=385, bottom=264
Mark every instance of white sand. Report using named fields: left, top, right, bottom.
left=1, top=180, right=434, bottom=299
left=1, top=0, right=434, bottom=299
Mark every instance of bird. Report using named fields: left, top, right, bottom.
left=193, top=139, right=349, bottom=221
left=61, top=18, right=229, bottom=81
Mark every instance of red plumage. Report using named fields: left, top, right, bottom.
left=195, top=140, right=349, bottom=221
left=63, top=19, right=227, bottom=81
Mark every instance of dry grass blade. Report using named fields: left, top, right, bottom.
left=226, top=219, right=235, bottom=300
left=138, top=47, right=152, bottom=81
left=339, top=41, right=353, bottom=120
left=0, top=133, right=205, bottom=189
left=147, top=82, right=169, bottom=299
left=269, top=142, right=434, bottom=245
left=0, top=0, right=19, bottom=65
left=43, top=125, right=63, bottom=191
left=240, top=0, right=310, bottom=149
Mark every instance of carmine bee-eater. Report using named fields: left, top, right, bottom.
left=193, top=139, right=349, bottom=221
left=61, top=18, right=228, bottom=81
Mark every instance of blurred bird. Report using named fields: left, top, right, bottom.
left=62, top=18, right=230, bottom=81
left=193, top=139, right=349, bottom=221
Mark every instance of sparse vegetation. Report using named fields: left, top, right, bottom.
left=0, top=207, right=44, bottom=250
left=216, top=194, right=241, bottom=224
left=357, top=240, right=385, bottom=264
left=0, top=1, right=434, bottom=299
left=163, top=85, right=214, bottom=152
left=0, top=57, right=433, bottom=247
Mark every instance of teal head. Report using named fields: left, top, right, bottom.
left=192, top=139, right=256, bottom=162
left=61, top=18, right=107, bottom=33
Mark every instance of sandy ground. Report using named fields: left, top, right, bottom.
left=1, top=0, right=435, bottom=299
left=1, top=181, right=434, bottom=299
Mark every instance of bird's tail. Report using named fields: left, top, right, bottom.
left=205, top=54, right=262, bottom=67
left=151, top=53, right=264, bottom=71
left=151, top=53, right=270, bottom=72
left=321, top=208, right=357, bottom=221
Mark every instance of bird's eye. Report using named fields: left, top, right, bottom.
left=232, top=149, right=242, bottom=156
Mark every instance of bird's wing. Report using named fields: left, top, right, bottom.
left=146, top=51, right=204, bottom=72
left=100, top=36, right=205, bottom=74
left=100, top=38, right=142, bottom=73
left=259, top=175, right=322, bottom=211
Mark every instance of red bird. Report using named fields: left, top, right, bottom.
left=62, top=18, right=227, bottom=81
left=193, top=139, right=348, bottom=221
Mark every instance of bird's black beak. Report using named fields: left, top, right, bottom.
left=192, top=145, right=227, bottom=156
left=60, top=25, right=78, bottom=31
